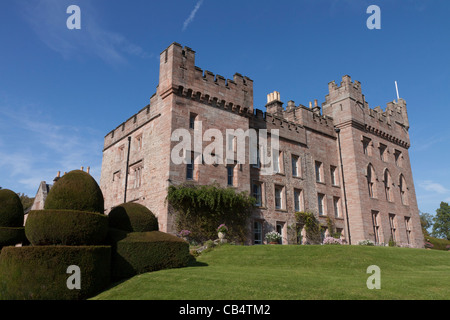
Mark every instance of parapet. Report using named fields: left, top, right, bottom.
left=158, top=43, right=253, bottom=112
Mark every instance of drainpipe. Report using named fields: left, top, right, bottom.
left=124, top=136, right=131, bottom=203
left=335, top=127, right=352, bottom=245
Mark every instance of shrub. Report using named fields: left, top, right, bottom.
left=425, top=237, right=450, bottom=250
left=108, top=229, right=190, bottom=280
left=167, top=184, right=254, bottom=243
left=358, top=239, right=375, bottom=246
left=0, top=227, right=25, bottom=248
left=25, top=210, right=109, bottom=246
left=108, top=202, right=158, bottom=232
left=265, top=231, right=282, bottom=243
left=44, top=170, right=104, bottom=214
left=0, top=245, right=111, bottom=300
left=323, top=237, right=342, bottom=245
left=0, top=189, right=24, bottom=227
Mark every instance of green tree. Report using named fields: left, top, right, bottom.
left=419, top=211, right=434, bottom=236
left=431, top=202, right=450, bottom=240
left=17, top=193, right=34, bottom=212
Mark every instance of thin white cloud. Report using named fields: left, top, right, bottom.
left=420, top=180, right=449, bottom=194
left=0, top=104, right=102, bottom=194
left=183, top=0, right=204, bottom=31
left=19, top=0, right=152, bottom=65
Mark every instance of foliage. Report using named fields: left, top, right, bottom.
left=0, top=245, right=111, bottom=300
left=25, top=209, right=109, bottom=246
left=294, top=211, right=323, bottom=244
left=424, top=241, right=434, bottom=249
left=166, top=184, right=255, bottom=243
left=358, top=239, right=375, bottom=246
left=107, top=229, right=190, bottom=280
left=0, top=189, right=24, bottom=227
left=178, top=230, right=191, bottom=237
left=431, top=201, right=450, bottom=240
left=217, top=224, right=228, bottom=233
left=424, top=236, right=450, bottom=251
left=265, top=231, right=281, bottom=243
left=0, top=227, right=25, bottom=248
left=420, top=211, right=433, bottom=236
left=17, top=193, right=34, bottom=212
left=44, top=170, right=104, bottom=214
left=108, top=202, right=158, bottom=232
left=322, top=236, right=342, bottom=245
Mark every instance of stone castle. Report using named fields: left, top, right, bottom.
left=100, top=42, right=424, bottom=248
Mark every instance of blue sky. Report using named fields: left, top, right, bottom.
left=0, top=0, right=449, bottom=217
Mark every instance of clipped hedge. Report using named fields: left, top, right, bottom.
left=108, top=202, right=158, bottom=232
left=0, top=245, right=111, bottom=300
left=25, top=210, right=109, bottom=246
left=108, top=229, right=190, bottom=279
left=44, top=170, right=105, bottom=214
left=0, top=189, right=24, bottom=227
left=0, top=227, right=25, bottom=248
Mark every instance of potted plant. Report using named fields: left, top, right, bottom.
left=265, top=231, right=282, bottom=244
left=217, top=224, right=228, bottom=241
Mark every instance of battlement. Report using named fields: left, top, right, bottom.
left=158, top=42, right=253, bottom=112
left=103, top=102, right=159, bottom=150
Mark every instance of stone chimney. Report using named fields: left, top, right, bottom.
left=266, top=91, right=284, bottom=115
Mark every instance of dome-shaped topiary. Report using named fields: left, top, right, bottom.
left=25, top=209, right=109, bottom=246
left=0, top=189, right=24, bottom=227
left=44, top=170, right=104, bottom=214
left=108, top=202, right=158, bottom=232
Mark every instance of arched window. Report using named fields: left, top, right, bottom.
left=383, top=169, right=393, bottom=202
left=399, top=174, right=408, bottom=205
left=367, top=164, right=377, bottom=198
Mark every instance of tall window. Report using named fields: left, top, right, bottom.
left=291, top=155, right=299, bottom=177
left=275, top=186, right=284, bottom=210
left=333, top=197, right=340, bottom=218
left=227, top=165, right=235, bottom=186
left=294, top=189, right=303, bottom=212
left=133, top=165, right=143, bottom=188
left=276, top=223, right=284, bottom=244
left=253, top=221, right=262, bottom=245
left=315, top=161, right=323, bottom=183
left=136, top=135, right=143, bottom=151
left=318, top=193, right=325, bottom=216
left=273, top=151, right=283, bottom=174
left=372, top=211, right=380, bottom=244
left=362, top=137, right=372, bottom=155
left=330, top=165, right=338, bottom=186
left=389, top=214, right=397, bottom=243
left=189, top=113, right=197, bottom=129
left=252, top=182, right=262, bottom=207
left=399, top=175, right=408, bottom=205
left=394, top=149, right=402, bottom=167
left=404, top=216, right=411, bottom=244
left=367, top=164, right=377, bottom=198
left=384, top=169, right=392, bottom=202
left=379, top=143, right=387, bottom=161
left=186, top=152, right=194, bottom=180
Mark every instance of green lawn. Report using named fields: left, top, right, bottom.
left=92, top=244, right=450, bottom=300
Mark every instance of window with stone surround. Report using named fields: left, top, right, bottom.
left=291, top=155, right=300, bottom=177
left=362, top=136, right=372, bottom=156
left=135, top=134, right=143, bottom=152
left=394, top=149, right=402, bottom=167
left=186, top=151, right=194, bottom=180
left=253, top=220, right=263, bottom=245
left=367, top=164, right=377, bottom=198
left=333, top=196, right=341, bottom=218
left=315, top=161, right=323, bottom=183
left=294, top=188, right=303, bottom=212
left=372, top=210, right=380, bottom=244
left=252, top=182, right=263, bottom=207
left=389, top=213, right=397, bottom=242
left=330, top=165, right=338, bottom=186
left=189, top=113, right=197, bottom=130
left=384, top=169, right=393, bottom=202
left=379, top=143, right=387, bottom=162
left=318, top=193, right=326, bottom=216
left=404, top=216, right=412, bottom=244
left=130, top=161, right=143, bottom=189
left=399, top=174, right=408, bottom=205
left=275, top=185, right=285, bottom=210
left=227, top=164, right=235, bottom=186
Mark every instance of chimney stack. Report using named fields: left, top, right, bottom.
left=266, top=91, right=284, bottom=115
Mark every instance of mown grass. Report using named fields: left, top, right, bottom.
left=92, top=244, right=450, bottom=300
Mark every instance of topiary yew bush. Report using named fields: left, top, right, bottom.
left=0, top=245, right=111, bottom=300
left=108, top=202, right=159, bottom=232
left=0, top=227, right=25, bottom=248
left=25, top=209, right=109, bottom=246
left=108, top=228, right=190, bottom=279
left=44, top=170, right=104, bottom=213
left=0, top=189, right=24, bottom=227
